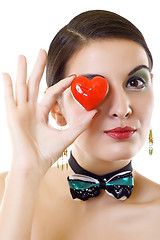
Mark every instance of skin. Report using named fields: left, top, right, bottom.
left=0, top=40, right=160, bottom=240
left=59, top=39, right=154, bottom=173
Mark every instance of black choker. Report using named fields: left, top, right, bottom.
left=67, top=153, right=134, bottom=201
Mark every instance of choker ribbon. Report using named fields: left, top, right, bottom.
left=67, top=153, right=134, bottom=201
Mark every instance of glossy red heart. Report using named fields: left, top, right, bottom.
left=71, top=76, right=109, bottom=111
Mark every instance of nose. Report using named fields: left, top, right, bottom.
left=107, top=88, right=132, bottom=119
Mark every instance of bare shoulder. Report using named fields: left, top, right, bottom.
left=133, top=170, right=160, bottom=204
left=0, top=172, right=8, bottom=204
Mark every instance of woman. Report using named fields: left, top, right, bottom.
left=0, top=10, right=160, bottom=240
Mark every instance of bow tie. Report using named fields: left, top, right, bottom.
left=67, top=153, right=134, bottom=201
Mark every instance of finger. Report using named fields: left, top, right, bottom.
left=15, top=55, right=27, bottom=105
left=61, top=110, right=98, bottom=147
left=39, top=74, right=76, bottom=117
left=3, top=73, right=16, bottom=110
left=28, top=49, right=47, bottom=102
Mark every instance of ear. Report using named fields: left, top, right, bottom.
left=51, top=101, right=67, bottom=126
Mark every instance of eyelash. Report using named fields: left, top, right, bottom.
left=126, top=76, right=147, bottom=89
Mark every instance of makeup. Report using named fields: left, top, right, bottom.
left=104, top=127, right=136, bottom=140
left=126, top=67, right=151, bottom=90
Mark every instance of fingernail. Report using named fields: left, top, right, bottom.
left=68, top=74, right=77, bottom=78
left=92, top=112, right=98, bottom=119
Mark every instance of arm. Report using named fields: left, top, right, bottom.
left=0, top=50, right=96, bottom=239
left=0, top=170, right=41, bottom=240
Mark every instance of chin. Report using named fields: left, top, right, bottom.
left=98, top=153, right=135, bottom=162
left=93, top=143, right=142, bottom=162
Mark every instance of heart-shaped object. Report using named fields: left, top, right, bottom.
left=71, top=76, right=109, bottom=111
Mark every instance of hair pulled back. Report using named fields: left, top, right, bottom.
left=46, top=10, right=153, bottom=87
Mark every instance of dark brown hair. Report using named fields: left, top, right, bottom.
left=46, top=10, right=153, bottom=87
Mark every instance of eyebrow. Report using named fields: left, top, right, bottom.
left=81, top=74, right=105, bottom=79
left=128, top=65, right=151, bottom=76
left=81, top=65, right=150, bottom=80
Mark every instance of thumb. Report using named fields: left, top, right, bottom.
left=62, top=110, right=98, bottom=146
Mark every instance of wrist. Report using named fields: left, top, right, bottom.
left=7, top=167, right=43, bottom=187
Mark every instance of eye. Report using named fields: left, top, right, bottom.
left=126, top=76, right=146, bottom=89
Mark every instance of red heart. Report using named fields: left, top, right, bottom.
left=71, top=76, right=109, bottom=111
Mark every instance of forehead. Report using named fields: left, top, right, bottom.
left=65, top=39, right=149, bottom=77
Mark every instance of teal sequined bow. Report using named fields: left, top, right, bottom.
left=68, top=171, right=134, bottom=201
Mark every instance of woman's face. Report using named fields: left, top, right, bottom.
left=61, top=39, right=154, bottom=162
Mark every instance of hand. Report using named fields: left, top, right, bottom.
left=3, top=49, right=97, bottom=176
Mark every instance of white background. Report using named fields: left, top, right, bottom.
left=0, top=0, right=160, bottom=182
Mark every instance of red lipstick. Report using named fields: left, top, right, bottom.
left=104, top=126, right=136, bottom=140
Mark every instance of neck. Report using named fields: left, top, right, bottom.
left=72, top=144, right=131, bottom=176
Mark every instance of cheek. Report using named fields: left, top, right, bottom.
left=133, top=89, right=154, bottom=130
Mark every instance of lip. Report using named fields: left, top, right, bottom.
left=104, top=126, right=136, bottom=140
